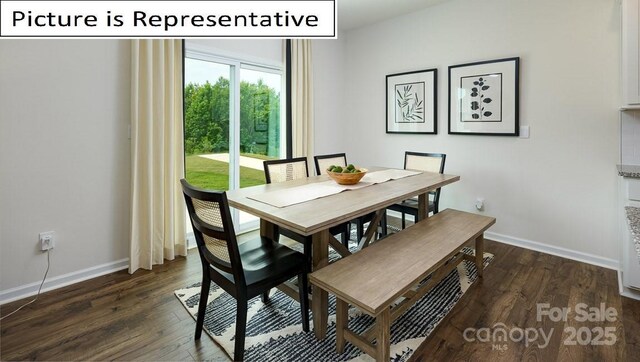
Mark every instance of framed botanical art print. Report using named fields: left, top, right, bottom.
left=386, top=68, right=437, bottom=134
left=448, top=57, right=519, bottom=136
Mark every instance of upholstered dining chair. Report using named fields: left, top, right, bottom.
left=263, top=157, right=350, bottom=247
left=181, top=179, right=309, bottom=361
left=386, top=152, right=446, bottom=229
left=314, top=153, right=378, bottom=243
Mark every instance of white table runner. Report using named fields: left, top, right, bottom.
left=248, top=169, right=421, bottom=208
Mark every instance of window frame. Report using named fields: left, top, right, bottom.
left=184, top=45, right=286, bottom=239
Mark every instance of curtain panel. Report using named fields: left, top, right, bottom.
left=129, top=39, right=187, bottom=273
left=289, top=40, right=314, bottom=167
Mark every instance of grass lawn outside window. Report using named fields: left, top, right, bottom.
left=185, top=154, right=269, bottom=190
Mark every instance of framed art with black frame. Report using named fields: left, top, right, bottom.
left=386, top=68, right=437, bottom=134
left=448, top=57, right=519, bottom=136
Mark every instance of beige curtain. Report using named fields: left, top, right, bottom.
left=290, top=40, right=314, bottom=166
left=129, top=39, right=187, bottom=274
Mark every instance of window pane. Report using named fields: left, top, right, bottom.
left=183, top=53, right=285, bottom=231
left=239, top=68, right=281, bottom=188
left=238, top=68, right=281, bottom=226
left=184, top=58, right=231, bottom=191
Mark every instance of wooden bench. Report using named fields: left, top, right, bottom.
left=309, top=209, right=496, bottom=361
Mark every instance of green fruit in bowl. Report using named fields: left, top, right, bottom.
left=346, top=164, right=355, bottom=170
left=332, top=166, right=343, bottom=173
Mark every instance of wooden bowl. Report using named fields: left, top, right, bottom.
left=326, top=168, right=368, bottom=185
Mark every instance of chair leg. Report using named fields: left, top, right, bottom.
left=298, top=272, right=310, bottom=332
left=401, top=212, right=406, bottom=229
left=273, top=225, right=280, bottom=243
left=195, top=277, right=211, bottom=339
left=356, top=219, right=364, bottom=242
left=381, top=211, right=388, bottom=236
left=261, top=290, right=270, bottom=303
left=341, top=229, right=349, bottom=248
left=303, top=236, right=312, bottom=271
left=234, top=298, right=248, bottom=361
left=303, top=236, right=313, bottom=295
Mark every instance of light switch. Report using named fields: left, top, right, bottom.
left=519, top=126, right=530, bottom=139
left=629, top=179, right=640, bottom=201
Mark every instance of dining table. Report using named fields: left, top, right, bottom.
left=225, top=166, right=460, bottom=339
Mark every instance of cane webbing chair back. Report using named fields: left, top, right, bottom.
left=263, top=157, right=309, bottom=183
left=405, top=152, right=446, bottom=174
left=181, top=179, right=242, bottom=280
left=384, top=152, right=447, bottom=231
left=314, top=153, right=347, bottom=175
left=192, top=199, right=230, bottom=263
left=404, top=152, right=446, bottom=200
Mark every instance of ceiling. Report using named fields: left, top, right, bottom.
left=337, top=0, right=449, bottom=31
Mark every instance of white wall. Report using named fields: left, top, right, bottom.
left=0, top=40, right=131, bottom=298
left=313, top=34, right=348, bottom=160
left=337, top=0, right=621, bottom=264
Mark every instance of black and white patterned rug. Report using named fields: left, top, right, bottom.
left=175, top=230, right=493, bottom=361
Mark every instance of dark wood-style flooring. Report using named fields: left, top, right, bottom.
left=1, top=239, right=639, bottom=361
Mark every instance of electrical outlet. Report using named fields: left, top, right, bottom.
left=475, top=198, right=485, bottom=211
left=39, top=231, right=55, bottom=251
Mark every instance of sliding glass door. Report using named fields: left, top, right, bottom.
left=184, top=51, right=284, bottom=231
left=184, top=57, right=232, bottom=190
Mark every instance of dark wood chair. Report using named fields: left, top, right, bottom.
left=386, top=152, right=446, bottom=229
left=264, top=157, right=350, bottom=247
left=263, top=157, right=310, bottom=184
left=181, top=179, right=309, bottom=361
left=313, top=153, right=349, bottom=176
left=314, top=153, right=378, bottom=243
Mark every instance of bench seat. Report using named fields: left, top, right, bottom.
left=309, top=208, right=496, bottom=361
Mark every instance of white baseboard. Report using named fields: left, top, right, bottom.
left=619, top=289, right=640, bottom=301
left=617, top=270, right=640, bottom=301
left=0, top=258, right=129, bottom=305
left=485, top=231, right=621, bottom=271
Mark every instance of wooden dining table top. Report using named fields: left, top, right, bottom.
left=226, top=167, right=460, bottom=236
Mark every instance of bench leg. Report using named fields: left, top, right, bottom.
left=476, top=233, right=484, bottom=278
left=376, top=308, right=391, bottom=362
left=336, top=299, right=348, bottom=353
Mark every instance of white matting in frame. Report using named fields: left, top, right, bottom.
left=448, top=57, right=519, bottom=136
left=386, top=68, right=437, bottom=134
